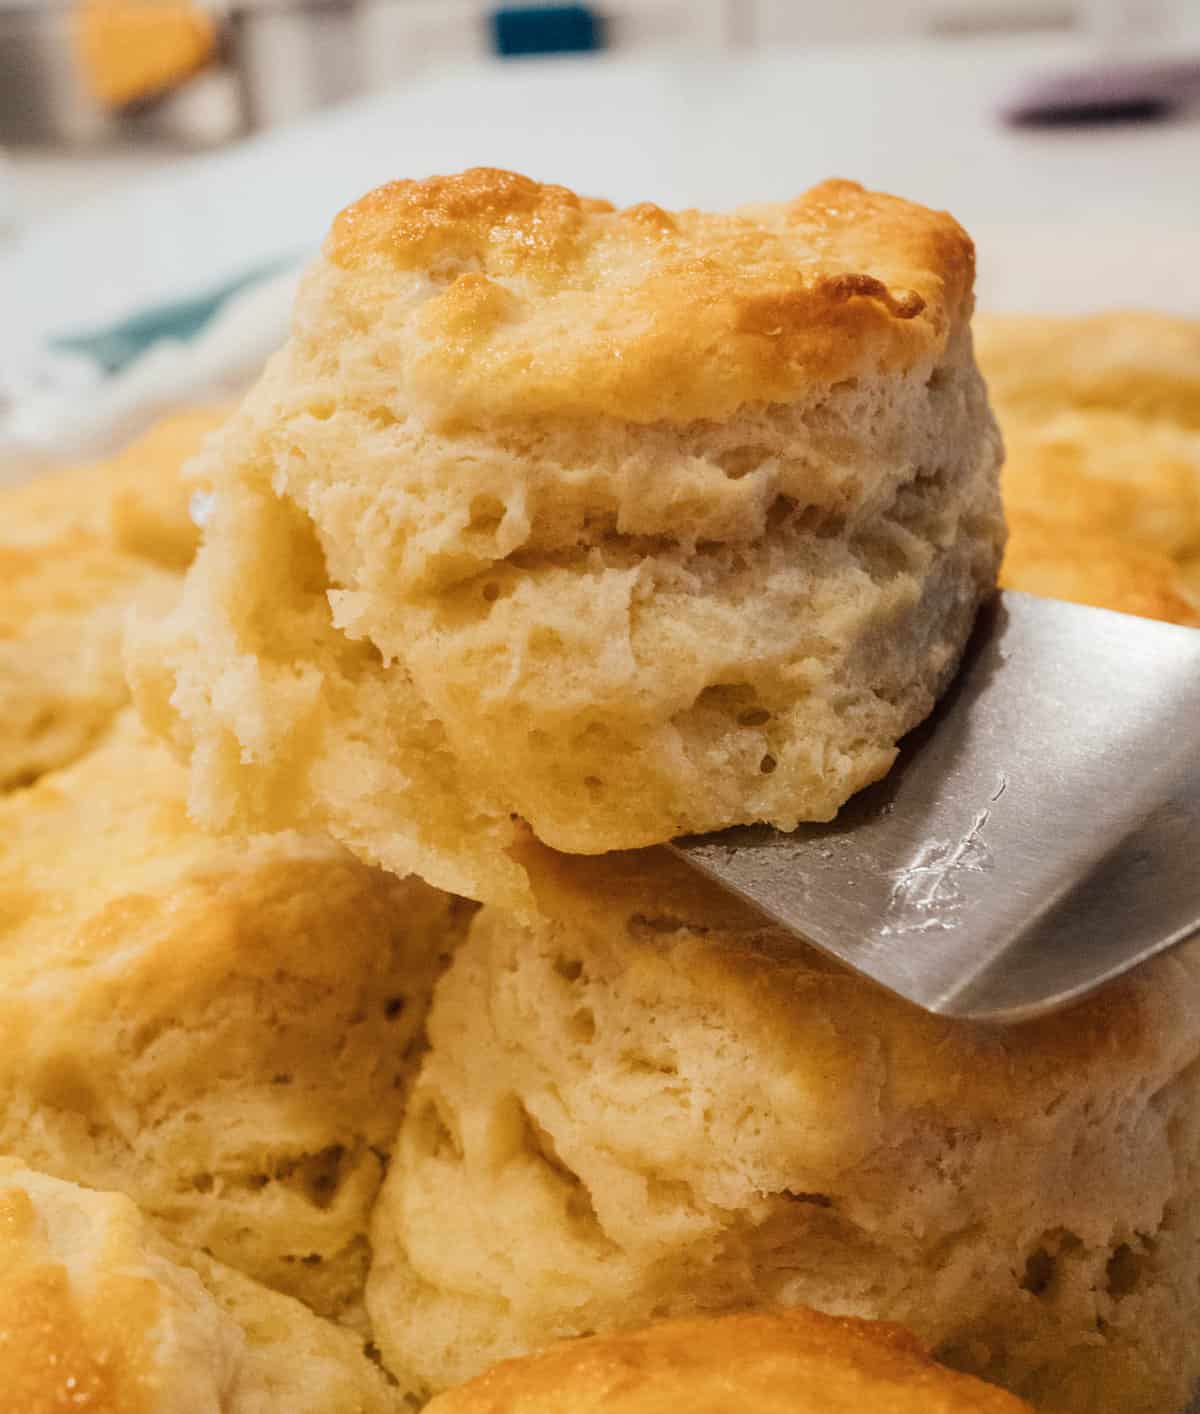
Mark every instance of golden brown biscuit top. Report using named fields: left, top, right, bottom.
left=331, top=166, right=615, bottom=273
left=977, top=308, right=1200, bottom=624
left=321, top=169, right=974, bottom=423
left=0, top=1186, right=139, bottom=1414
left=0, top=1162, right=239, bottom=1414
left=999, top=408, right=1200, bottom=559
left=975, top=310, right=1200, bottom=428
left=425, top=1308, right=1033, bottom=1412
left=1001, top=508, right=1200, bottom=628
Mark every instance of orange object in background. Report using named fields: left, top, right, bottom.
left=72, top=0, right=217, bottom=109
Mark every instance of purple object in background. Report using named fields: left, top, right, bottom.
left=1002, top=59, right=1200, bottom=125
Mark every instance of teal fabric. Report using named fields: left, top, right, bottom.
left=48, top=259, right=292, bottom=375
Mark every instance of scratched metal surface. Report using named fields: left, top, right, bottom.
left=674, top=592, right=1200, bottom=1022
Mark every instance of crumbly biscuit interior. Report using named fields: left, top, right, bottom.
left=130, top=314, right=1002, bottom=908
left=366, top=851, right=1200, bottom=1414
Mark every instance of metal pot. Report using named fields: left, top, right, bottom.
left=0, top=1, right=114, bottom=145
left=226, top=0, right=364, bottom=132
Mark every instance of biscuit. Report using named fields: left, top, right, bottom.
left=0, top=709, right=473, bottom=1319
left=0, top=530, right=178, bottom=791
left=0, top=1158, right=401, bottom=1412
left=999, top=409, right=1200, bottom=565
left=975, top=311, right=1200, bottom=428
left=977, top=312, right=1200, bottom=621
left=366, top=849, right=1200, bottom=1413
left=425, top=1308, right=1034, bottom=1414
left=3, top=405, right=227, bottom=569
left=0, top=408, right=224, bottom=792
left=1001, top=509, right=1200, bottom=627
left=129, top=169, right=1005, bottom=908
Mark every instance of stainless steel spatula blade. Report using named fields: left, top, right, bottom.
left=671, top=591, right=1200, bottom=1024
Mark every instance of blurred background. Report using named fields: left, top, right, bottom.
left=3, top=0, right=1199, bottom=232
left=1, top=0, right=1197, bottom=469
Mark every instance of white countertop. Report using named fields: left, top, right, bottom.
left=2, top=33, right=1198, bottom=350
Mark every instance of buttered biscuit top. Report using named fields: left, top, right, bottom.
left=130, top=168, right=1005, bottom=910
left=326, top=167, right=973, bottom=424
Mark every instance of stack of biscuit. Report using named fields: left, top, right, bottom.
left=4, top=169, right=1198, bottom=1413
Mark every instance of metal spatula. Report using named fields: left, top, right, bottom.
left=672, top=591, right=1200, bottom=1023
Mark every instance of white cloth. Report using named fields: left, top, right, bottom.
left=0, top=266, right=298, bottom=487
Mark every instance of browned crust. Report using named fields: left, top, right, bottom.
left=323, top=169, right=974, bottom=424
left=425, top=1308, right=1034, bottom=1412
left=1001, top=508, right=1200, bottom=627
left=0, top=1184, right=156, bottom=1414
left=976, top=310, right=1200, bottom=428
